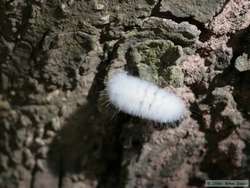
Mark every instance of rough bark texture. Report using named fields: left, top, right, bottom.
left=0, top=0, right=250, bottom=188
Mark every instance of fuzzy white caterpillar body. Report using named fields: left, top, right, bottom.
left=107, top=71, right=186, bottom=123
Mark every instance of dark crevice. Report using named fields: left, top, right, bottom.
left=97, top=114, right=128, bottom=188
left=93, top=23, right=111, bottom=30
left=87, top=49, right=111, bottom=103
left=150, top=0, right=162, bottom=17
left=28, top=29, right=50, bottom=87
left=150, top=0, right=214, bottom=42
left=28, top=30, right=50, bottom=64
left=189, top=61, right=241, bottom=179
left=87, top=42, right=127, bottom=188
left=14, top=0, right=33, bottom=45
left=212, top=0, right=230, bottom=20
left=188, top=176, right=205, bottom=187
left=99, top=25, right=112, bottom=44
left=227, top=26, right=250, bottom=120
left=29, top=161, right=38, bottom=188
left=190, top=102, right=207, bottom=132
left=58, top=152, right=64, bottom=188
left=227, top=26, right=250, bottom=58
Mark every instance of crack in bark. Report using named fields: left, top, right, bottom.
left=58, top=152, right=64, bottom=188
left=29, top=160, right=38, bottom=188
left=212, top=0, right=231, bottom=20
left=150, top=0, right=162, bottom=17
left=91, top=44, right=127, bottom=188
left=151, top=6, right=214, bottom=42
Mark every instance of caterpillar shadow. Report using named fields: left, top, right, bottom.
left=47, top=59, right=127, bottom=187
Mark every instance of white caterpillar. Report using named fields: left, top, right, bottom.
left=107, top=71, right=186, bottom=123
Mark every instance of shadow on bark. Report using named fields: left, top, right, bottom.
left=47, top=57, right=126, bottom=187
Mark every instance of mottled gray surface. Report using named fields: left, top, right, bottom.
left=160, top=0, right=227, bottom=23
